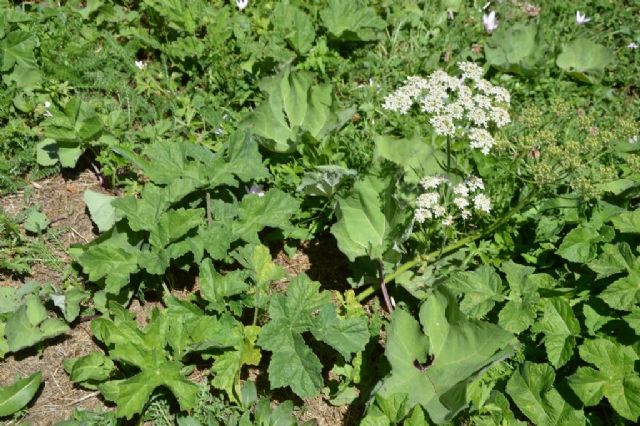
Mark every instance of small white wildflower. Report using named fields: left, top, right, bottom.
left=383, top=92, right=413, bottom=114
left=134, top=60, right=146, bottom=70
left=245, top=184, right=265, bottom=197
left=430, top=115, right=456, bottom=136
left=473, top=94, right=492, bottom=110
left=236, top=0, right=248, bottom=10
left=468, top=128, right=496, bottom=154
left=444, top=102, right=465, bottom=120
left=628, top=42, right=639, bottom=49
left=453, top=183, right=469, bottom=197
left=414, top=208, right=432, bottom=224
left=490, top=86, right=511, bottom=104
left=43, top=101, right=52, bottom=117
left=416, top=192, right=440, bottom=209
left=483, top=11, right=499, bottom=34
left=473, top=193, right=492, bottom=213
left=459, top=62, right=484, bottom=82
left=474, top=79, right=495, bottom=96
left=420, top=92, right=446, bottom=114
left=420, top=176, right=447, bottom=190
left=432, top=205, right=446, bottom=218
left=468, top=107, right=489, bottom=128
left=442, top=215, right=455, bottom=227
left=465, top=176, right=484, bottom=191
left=575, top=10, right=590, bottom=25
left=629, top=135, right=638, bottom=144
left=453, top=197, right=470, bottom=210
left=490, top=107, right=511, bottom=127
left=461, top=209, right=472, bottom=219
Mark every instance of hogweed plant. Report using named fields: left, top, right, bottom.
left=382, top=62, right=510, bottom=157
left=351, top=63, right=529, bottom=303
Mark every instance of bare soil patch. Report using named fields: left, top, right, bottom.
left=1, top=170, right=110, bottom=425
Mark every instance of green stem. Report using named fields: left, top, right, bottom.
left=205, top=192, right=212, bottom=226
left=446, top=136, right=451, bottom=173
left=356, top=188, right=537, bottom=302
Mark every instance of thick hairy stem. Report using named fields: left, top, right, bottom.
left=378, top=260, right=394, bottom=313
left=356, top=188, right=537, bottom=302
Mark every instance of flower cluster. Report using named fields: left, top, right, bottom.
left=382, top=62, right=510, bottom=155
left=414, top=175, right=491, bottom=226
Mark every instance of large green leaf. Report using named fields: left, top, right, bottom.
left=87, top=303, right=218, bottom=419
left=199, top=258, right=249, bottom=309
left=588, top=243, right=635, bottom=278
left=320, top=0, right=386, bottom=42
left=0, top=30, right=37, bottom=71
left=99, top=360, right=199, bottom=420
left=556, top=225, right=607, bottom=263
left=272, top=3, right=315, bottom=54
left=610, top=209, right=640, bottom=233
left=378, top=288, right=517, bottom=424
left=484, top=23, right=545, bottom=76
left=374, top=134, right=445, bottom=184
left=497, top=262, right=541, bottom=333
left=331, top=176, right=408, bottom=262
left=589, top=243, right=640, bottom=311
left=84, top=190, right=117, bottom=233
left=232, top=189, right=299, bottom=243
left=258, top=274, right=369, bottom=398
left=0, top=371, right=41, bottom=416
left=243, top=68, right=353, bottom=153
left=556, top=38, right=614, bottom=84
left=64, top=353, right=115, bottom=388
left=449, top=265, right=505, bottom=319
left=41, top=97, right=103, bottom=167
left=531, top=298, right=580, bottom=368
left=77, top=239, right=140, bottom=293
left=506, top=362, right=586, bottom=425
left=148, top=208, right=203, bottom=248
left=4, top=295, right=69, bottom=353
left=568, top=339, right=640, bottom=421
left=210, top=325, right=261, bottom=403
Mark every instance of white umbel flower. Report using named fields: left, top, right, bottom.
left=383, top=62, right=510, bottom=155
left=420, top=176, right=447, bottom=190
left=416, top=192, right=440, bottom=209
left=465, top=176, right=484, bottom=191
left=453, top=183, right=469, bottom=197
left=473, top=193, right=492, bottom=213
left=134, top=60, right=146, bottom=70
left=453, top=197, right=470, bottom=210
left=468, top=128, right=496, bottom=155
left=236, top=0, right=248, bottom=10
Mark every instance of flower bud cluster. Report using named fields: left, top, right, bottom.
left=414, top=175, right=491, bottom=226
left=383, top=62, right=510, bottom=155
